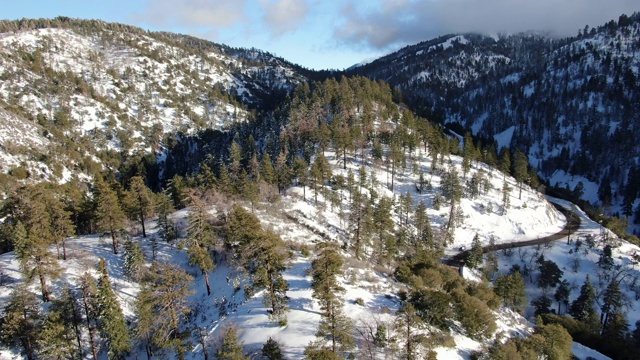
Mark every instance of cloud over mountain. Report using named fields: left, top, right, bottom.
left=334, top=0, right=640, bottom=50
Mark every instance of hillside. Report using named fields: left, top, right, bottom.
left=0, top=17, right=304, bottom=187
left=347, top=13, right=640, bottom=233
left=1, top=15, right=640, bottom=360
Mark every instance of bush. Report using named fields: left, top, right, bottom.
left=354, top=297, right=365, bottom=306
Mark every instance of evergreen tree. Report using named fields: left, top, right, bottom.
left=597, top=244, right=614, bottom=269
left=512, top=150, right=528, bottom=200
left=262, top=337, right=284, bottom=360
left=136, top=261, right=194, bottom=360
left=156, top=188, right=175, bottom=242
left=293, top=156, right=309, bottom=201
left=395, top=302, right=425, bottom=360
left=260, top=153, right=277, bottom=185
left=43, top=191, right=75, bottom=261
left=531, top=295, right=553, bottom=316
left=249, top=230, right=290, bottom=324
left=275, top=151, right=292, bottom=195
left=79, top=272, right=99, bottom=360
left=311, top=242, right=354, bottom=354
left=372, top=196, right=394, bottom=263
left=494, top=272, right=527, bottom=312
left=125, top=176, right=154, bottom=238
left=569, top=276, right=600, bottom=332
left=96, top=258, right=130, bottom=359
left=600, top=280, right=626, bottom=334
left=414, top=200, right=433, bottom=247
left=38, top=309, right=77, bottom=359
left=348, top=190, right=373, bottom=259
left=537, top=259, right=563, bottom=289
left=94, top=179, right=126, bottom=254
left=184, top=194, right=216, bottom=296
left=123, top=237, right=146, bottom=280
left=217, top=327, right=249, bottom=360
left=1, top=285, right=42, bottom=360
left=311, top=152, right=332, bottom=205
left=466, top=233, right=484, bottom=269
left=554, top=280, right=571, bottom=314
left=45, top=284, right=83, bottom=359
left=501, top=180, right=511, bottom=215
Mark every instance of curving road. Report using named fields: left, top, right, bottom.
left=444, top=202, right=581, bottom=267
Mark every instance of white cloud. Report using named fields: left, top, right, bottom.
left=334, top=0, right=640, bottom=50
left=260, top=0, right=310, bottom=36
left=136, top=0, right=247, bottom=29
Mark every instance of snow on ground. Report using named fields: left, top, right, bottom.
left=1, top=146, right=603, bottom=359
left=494, top=196, right=640, bottom=349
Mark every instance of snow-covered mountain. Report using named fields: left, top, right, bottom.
left=0, top=18, right=305, bottom=184
left=347, top=13, right=640, bottom=231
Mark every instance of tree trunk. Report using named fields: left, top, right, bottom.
left=140, top=209, right=147, bottom=238
left=391, top=161, right=395, bottom=192
left=37, top=264, right=50, bottom=302
left=111, top=231, right=118, bottom=254
left=204, top=272, right=211, bottom=296
left=62, top=238, right=67, bottom=261
left=82, top=298, right=99, bottom=360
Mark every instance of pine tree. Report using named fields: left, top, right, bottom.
left=275, top=151, right=292, bottom=195
left=38, top=309, right=77, bottom=359
left=260, top=153, right=277, bottom=185
left=494, top=272, right=527, bottom=312
left=96, top=258, right=130, bottom=359
left=293, top=156, right=309, bottom=201
left=249, top=230, right=290, bottom=324
left=311, top=242, right=354, bottom=354
left=395, top=302, right=425, bottom=360
left=372, top=196, right=394, bottom=263
left=94, top=179, right=126, bottom=254
left=501, top=180, right=511, bottom=215
left=217, top=327, right=249, bottom=360
left=125, top=176, right=154, bottom=238
left=79, top=272, right=99, bottom=360
left=123, top=237, right=146, bottom=280
left=46, top=284, right=83, bottom=359
left=512, top=149, right=529, bottom=200
left=43, top=191, right=75, bottom=260
left=466, top=233, right=483, bottom=269
left=156, top=188, right=175, bottom=242
left=136, top=261, right=194, bottom=360
left=184, top=194, right=216, bottom=295
left=262, top=337, right=284, bottom=360
left=569, top=276, right=600, bottom=332
left=554, top=280, right=571, bottom=314
left=349, top=190, right=373, bottom=259
left=600, top=280, right=626, bottom=334
left=1, top=285, right=42, bottom=360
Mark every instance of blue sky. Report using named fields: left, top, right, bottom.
left=3, top=0, right=638, bottom=70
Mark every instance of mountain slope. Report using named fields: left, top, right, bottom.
left=0, top=18, right=306, bottom=186
left=347, top=13, right=640, bottom=230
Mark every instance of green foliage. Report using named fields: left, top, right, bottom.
left=96, top=258, right=131, bottom=359
left=123, top=237, right=146, bottom=280
left=536, top=258, right=563, bottom=289
left=262, top=337, right=284, bottom=359
left=94, top=179, right=126, bottom=254
left=184, top=193, right=216, bottom=295
left=217, top=327, right=249, bottom=360
left=494, top=271, right=527, bottom=312
left=452, top=289, right=497, bottom=340
left=1, top=285, right=42, bottom=360
left=135, top=261, right=194, bottom=360
left=465, top=233, right=483, bottom=269
left=311, top=242, right=354, bottom=354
